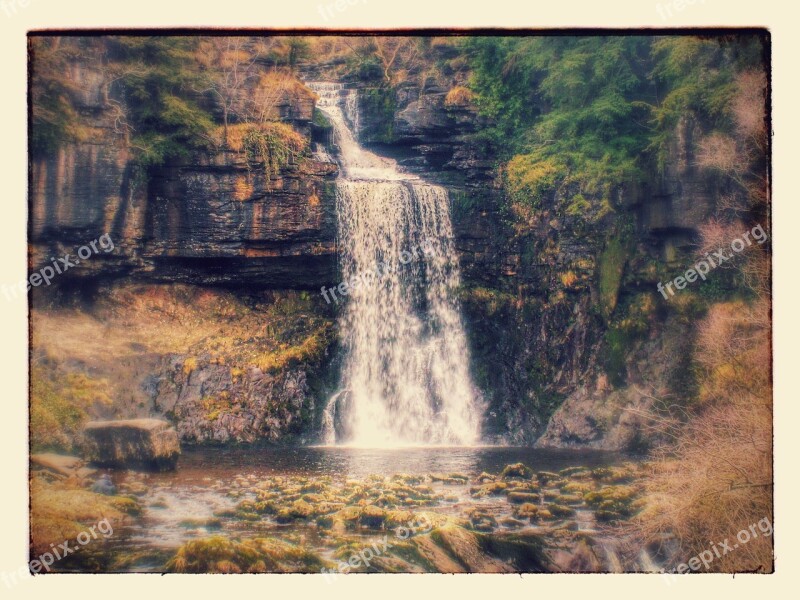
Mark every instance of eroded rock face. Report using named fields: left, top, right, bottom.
left=83, top=419, right=181, bottom=470
left=536, top=316, right=696, bottom=452
left=29, top=57, right=339, bottom=291
left=153, top=360, right=317, bottom=445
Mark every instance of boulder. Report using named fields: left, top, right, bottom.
left=83, top=419, right=180, bottom=470
left=30, top=453, right=95, bottom=480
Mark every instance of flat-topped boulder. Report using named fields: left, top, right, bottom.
left=30, top=453, right=96, bottom=480
left=83, top=419, right=180, bottom=471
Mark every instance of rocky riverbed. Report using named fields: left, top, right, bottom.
left=30, top=448, right=648, bottom=573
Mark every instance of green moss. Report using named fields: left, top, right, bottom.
left=598, top=237, right=627, bottom=320
left=165, top=536, right=330, bottom=573
left=30, top=367, right=112, bottom=453
left=565, top=194, right=591, bottom=216
left=312, top=107, right=332, bottom=130
left=361, top=87, right=397, bottom=143
left=241, top=122, right=308, bottom=180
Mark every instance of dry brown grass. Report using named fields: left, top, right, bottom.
left=637, top=299, right=772, bottom=572
left=30, top=477, right=135, bottom=558
left=30, top=285, right=334, bottom=445
left=696, top=132, right=739, bottom=173
left=444, top=86, right=476, bottom=108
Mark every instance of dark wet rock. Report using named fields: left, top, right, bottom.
left=315, top=514, right=335, bottom=529
left=83, top=419, right=180, bottom=471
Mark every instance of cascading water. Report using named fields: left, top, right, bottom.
left=308, top=82, right=482, bottom=447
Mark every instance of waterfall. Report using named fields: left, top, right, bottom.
left=308, top=82, right=482, bottom=447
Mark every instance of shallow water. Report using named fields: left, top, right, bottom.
left=104, top=446, right=628, bottom=571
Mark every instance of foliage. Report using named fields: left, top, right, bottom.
left=30, top=366, right=112, bottom=452
left=360, top=86, right=397, bottom=143
left=235, top=122, right=308, bottom=180
left=29, top=38, right=85, bottom=156
left=464, top=35, right=766, bottom=211
left=597, top=237, right=628, bottom=320
left=504, top=154, right=566, bottom=208
left=444, top=86, right=476, bottom=107
left=105, top=36, right=216, bottom=166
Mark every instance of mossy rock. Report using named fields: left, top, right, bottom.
left=360, top=505, right=386, bottom=529
left=559, top=494, right=584, bottom=506
left=391, top=473, right=425, bottom=485
left=315, top=514, right=335, bottom=529
left=430, top=473, right=468, bottom=485
left=288, top=499, right=315, bottom=519
left=591, top=465, right=635, bottom=484
left=500, top=463, right=533, bottom=480
left=165, top=536, right=330, bottom=573
left=467, top=508, right=498, bottom=532
left=560, top=481, right=594, bottom=494
left=178, top=517, right=222, bottom=529
left=559, top=466, right=589, bottom=477
left=301, top=493, right=325, bottom=504
left=499, top=517, right=527, bottom=529
left=109, top=496, right=143, bottom=516
left=275, top=509, right=294, bottom=524
left=512, top=503, right=539, bottom=520
left=584, top=484, right=641, bottom=520
left=542, top=488, right=561, bottom=501
left=535, top=471, right=560, bottom=484
left=547, top=504, right=576, bottom=518
left=507, top=492, right=541, bottom=504
left=469, top=481, right=508, bottom=497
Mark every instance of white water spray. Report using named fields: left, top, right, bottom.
left=308, top=82, right=482, bottom=447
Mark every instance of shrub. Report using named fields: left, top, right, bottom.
left=444, top=86, right=476, bottom=107
left=504, top=154, right=567, bottom=208
left=223, top=122, right=307, bottom=180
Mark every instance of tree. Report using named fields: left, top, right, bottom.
left=197, top=37, right=260, bottom=147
